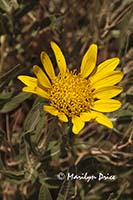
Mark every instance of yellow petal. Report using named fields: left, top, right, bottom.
left=33, top=65, right=51, bottom=88
left=90, top=58, right=120, bottom=83
left=91, top=111, right=113, bottom=128
left=97, top=58, right=120, bottom=73
left=23, top=86, right=49, bottom=99
left=50, top=41, right=67, bottom=75
left=17, top=75, right=37, bottom=86
left=41, top=51, right=55, bottom=80
left=93, top=86, right=123, bottom=99
left=44, top=105, right=68, bottom=122
left=80, top=44, right=97, bottom=78
left=43, top=105, right=58, bottom=116
left=72, top=116, right=85, bottom=134
left=57, top=112, right=68, bottom=122
left=80, top=112, right=92, bottom=122
left=92, top=99, right=122, bottom=112
left=91, top=71, right=123, bottom=90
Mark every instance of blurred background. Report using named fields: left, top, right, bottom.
left=0, top=0, right=133, bottom=199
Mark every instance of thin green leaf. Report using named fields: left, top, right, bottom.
left=0, top=64, right=22, bottom=91
left=0, top=92, right=31, bottom=113
left=56, top=178, right=75, bottom=200
left=38, top=184, right=53, bottom=200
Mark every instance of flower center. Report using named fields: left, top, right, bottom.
left=48, top=70, right=94, bottom=117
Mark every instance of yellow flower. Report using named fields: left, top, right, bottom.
left=18, top=41, right=123, bottom=134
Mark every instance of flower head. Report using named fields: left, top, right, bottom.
left=18, top=41, right=123, bottom=134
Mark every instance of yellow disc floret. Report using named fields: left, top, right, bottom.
left=48, top=70, right=94, bottom=117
